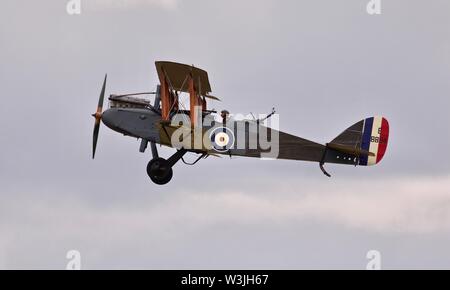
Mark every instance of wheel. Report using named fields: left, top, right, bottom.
left=146, top=158, right=173, bottom=185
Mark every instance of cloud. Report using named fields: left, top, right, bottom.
left=158, top=176, right=450, bottom=234
left=2, top=0, right=450, bottom=268
left=2, top=176, right=450, bottom=242
left=2, top=175, right=450, bottom=268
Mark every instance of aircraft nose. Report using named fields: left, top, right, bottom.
left=101, top=109, right=117, bottom=129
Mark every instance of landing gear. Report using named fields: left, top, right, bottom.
left=141, top=139, right=187, bottom=185
left=147, top=158, right=173, bottom=185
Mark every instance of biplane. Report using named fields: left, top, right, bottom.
left=92, top=61, right=389, bottom=185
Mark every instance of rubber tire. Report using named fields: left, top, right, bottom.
left=146, top=158, right=173, bottom=185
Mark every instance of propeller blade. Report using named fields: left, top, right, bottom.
left=92, top=74, right=107, bottom=159
left=92, top=121, right=100, bottom=159
left=98, top=74, right=107, bottom=110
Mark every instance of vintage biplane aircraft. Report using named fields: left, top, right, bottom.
left=92, top=61, right=389, bottom=185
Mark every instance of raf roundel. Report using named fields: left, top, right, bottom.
left=210, top=127, right=235, bottom=153
left=215, top=132, right=230, bottom=147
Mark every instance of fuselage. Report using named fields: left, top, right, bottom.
left=102, top=107, right=162, bottom=142
left=100, top=107, right=327, bottom=162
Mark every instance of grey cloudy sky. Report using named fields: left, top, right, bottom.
left=0, top=0, right=449, bottom=269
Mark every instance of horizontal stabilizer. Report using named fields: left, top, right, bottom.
left=326, top=143, right=375, bottom=158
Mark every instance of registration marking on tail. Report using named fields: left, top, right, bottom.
left=367, top=116, right=383, bottom=166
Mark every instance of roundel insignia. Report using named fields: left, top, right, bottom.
left=215, top=132, right=230, bottom=147
left=210, top=127, right=235, bottom=152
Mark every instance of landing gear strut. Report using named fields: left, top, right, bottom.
left=143, top=140, right=187, bottom=185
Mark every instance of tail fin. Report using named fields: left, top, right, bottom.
left=326, top=116, right=390, bottom=166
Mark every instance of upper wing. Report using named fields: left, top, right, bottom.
left=155, top=61, right=212, bottom=96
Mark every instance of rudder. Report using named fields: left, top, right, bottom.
left=326, top=116, right=390, bottom=166
left=358, top=116, right=389, bottom=166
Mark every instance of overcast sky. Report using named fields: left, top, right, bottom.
left=0, top=0, right=449, bottom=269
